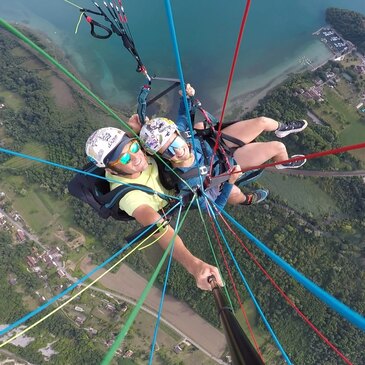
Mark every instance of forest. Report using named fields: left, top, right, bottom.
left=0, top=18, right=365, bottom=365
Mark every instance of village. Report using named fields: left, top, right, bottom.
left=0, top=191, right=204, bottom=364
left=294, top=36, right=365, bottom=123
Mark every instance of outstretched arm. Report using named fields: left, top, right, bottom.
left=132, top=204, right=223, bottom=290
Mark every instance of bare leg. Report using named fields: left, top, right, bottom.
left=233, top=141, right=288, bottom=169
left=221, top=116, right=279, bottom=146
left=227, top=185, right=247, bottom=204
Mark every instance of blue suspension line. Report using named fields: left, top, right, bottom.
left=148, top=203, right=185, bottom=365
left=163, top=0, right=204, bottom=186
left=0, top=146, right=177, bottom=201
left=219, top=208, right=365, bottom=332
left=206, top=201, right=292, bottom=365
left=0, top=201, right=181, bottom=337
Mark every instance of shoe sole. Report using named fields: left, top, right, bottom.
left=253, top=189, right=269, bottom=204
left=235, top=169, right=264, bottom=187
left=275, top=156, right=307, bottom=169
left=275, top=119, right=308, bottom=138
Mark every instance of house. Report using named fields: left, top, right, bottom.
left=123, top=350, right=133, bottom=358
left=16, top=229, right=26, bottom=242
left=173, top=345, right=182, bottom=354
left=75, top=315, right=86, bottom=325
left=57, top=268, right=66, bottom=278
left=355, top=65, right=365, bottom=74
left=105, top=302, right=116, bottom=312
left=356, top=102, right=364, bottom=110
left=306, top=86, right=324, bottom=102
left=9, top=277, right=17, bottom=285
left=105, top=339, right=115, bottom=347
left=27, top=256, right=38, bottom=267
left=314, top=78, right=323, bottom=85
left=120, top=302, right=128, bottom=313
left=0, top=103, right=5, bottom=109
left=85, top=327, right=98, bottom=335
left=33, top=266, right=42, bottom=274
left=0, top=213, right=6, bottom=225
left=13, top=213, right=22, bottom=222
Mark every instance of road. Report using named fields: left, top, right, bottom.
left=83, top=284, right=227, bottom=364
left=0, top=207, right=75, bottom=282
left=0, top=207, right=46, bottom=250
left=79, top=259, right=227, bottom=362
left=0, top=207, right=227, bottom=363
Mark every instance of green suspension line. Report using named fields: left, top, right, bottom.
left=101, top=196, right=196, bottom=365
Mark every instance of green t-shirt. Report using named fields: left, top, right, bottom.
left=106, top=157, right=173, bottom=217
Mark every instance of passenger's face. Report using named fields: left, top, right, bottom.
left=159, top=133, right=190, bottom=162
left=108, top=140, right=148, bottom=174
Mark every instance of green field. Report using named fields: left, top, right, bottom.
left=260, top=172, right=339, bottom=217
left=0, top=173, right=74, bottom=242
left=0, top=86, right=24, bottom=110
left=235, top=299, right=279, bottom=363
left=3, top=142, right=47, bottom=169
left=312, top=81, right=365, bottom=164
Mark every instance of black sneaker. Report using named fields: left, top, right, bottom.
left=275, top=119, right=308, bottom=138
left=242, top=189, right=269, bottom=205
left=235, top=169, right=264, bottom=187
left=275, top=155, right=306, bottom=169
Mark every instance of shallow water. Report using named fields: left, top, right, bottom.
left=1, top=0, right=364, bottom=111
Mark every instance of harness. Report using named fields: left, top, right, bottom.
left=68, top=162, right=176, bottom=222
left=137, top=85, right=253, bottom=190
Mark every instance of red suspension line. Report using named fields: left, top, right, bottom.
left=213, top=0, right=251, bottom=155
left=217, top=211, right=354, bottom=365
left=216, top=141, right=365, bottom=179
left=205, top=201, right=265, bottom=363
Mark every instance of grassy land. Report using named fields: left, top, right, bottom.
left=312, top=79, right=365, bottom=164
left=235, top=299, right=279, bottom=364
left=2, top=142, right=47, bottom=169
left=0, top=172, right=75, bottom=243
left=260, top=172, right=339, bottom=217
left=0, top=86, right=24, bottom=110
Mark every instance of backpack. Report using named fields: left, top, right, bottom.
left=68, top=162, right=165, bottom=221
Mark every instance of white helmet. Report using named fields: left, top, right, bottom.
left=140, top=117, right=177, bottom=153
left=85, top=127, right=132, bottom=167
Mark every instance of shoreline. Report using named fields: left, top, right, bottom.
left=2, top=21, right=335, bottom=123
left=214, top=52, right=334, bottom=120
left=1, top=22, right=131, bottom=119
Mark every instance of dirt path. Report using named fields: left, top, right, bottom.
left=79, top=258, right=226, bottom=359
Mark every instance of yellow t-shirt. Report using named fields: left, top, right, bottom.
left=106, top=157, right=174, bottom=217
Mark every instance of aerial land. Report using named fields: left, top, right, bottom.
left=0, top=7, right=365, bottom=365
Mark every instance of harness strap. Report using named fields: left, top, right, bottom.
left=221, top=133, right=245, bottom=148
left=137, top=85, right=151, bottom=125
left=84, top=15, right=113, bottom=39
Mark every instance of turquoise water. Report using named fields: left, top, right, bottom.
left=1, top=0, right=365, bottom=111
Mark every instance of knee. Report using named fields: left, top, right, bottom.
left=256, top=116, right=273, bottom=128
left=271, top=141, right=287, bottom=153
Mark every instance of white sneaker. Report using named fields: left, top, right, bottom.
left=275, top=120, right=308, bottom=138
left=275, top=155, right=306, bottom=169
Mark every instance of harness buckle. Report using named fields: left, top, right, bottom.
left=199, top=166, right=208, bottom=176
left=183, top=130, right=192, bottom=139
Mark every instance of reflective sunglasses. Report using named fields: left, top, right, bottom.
left=161, top=135, right=186, bottom=159
left=110, top=141, right=140, bottom=166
